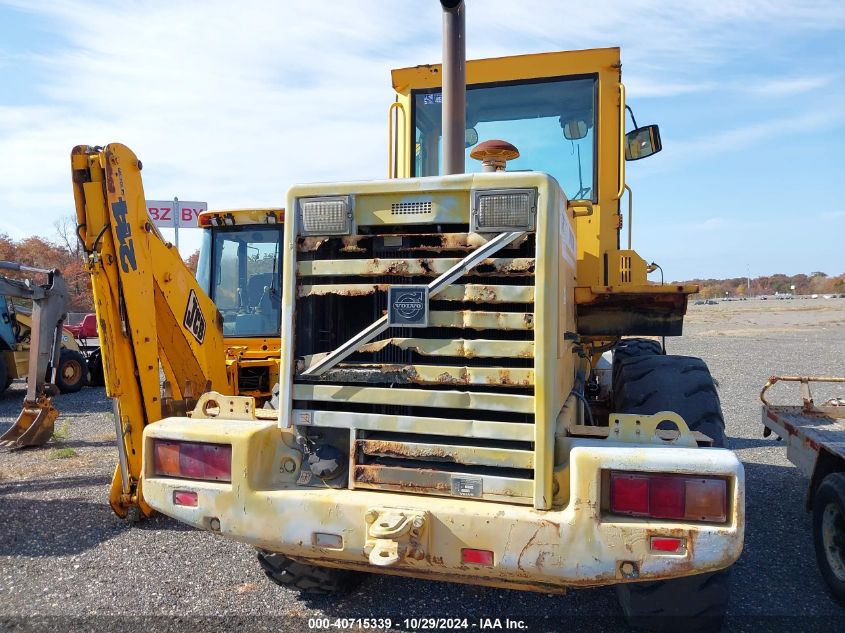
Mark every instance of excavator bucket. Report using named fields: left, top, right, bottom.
left=0, top=399, right=58, bottom=448
left=0, top=262, right=68, bottom=449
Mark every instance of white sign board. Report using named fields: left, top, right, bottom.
left=146, top=200, right=208, bottom=229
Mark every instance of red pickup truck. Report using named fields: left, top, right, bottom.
left=65, top=313, right=97, bottom=339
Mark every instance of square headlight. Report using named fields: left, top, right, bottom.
left=471, top=188, right=537, bottom=233
left=298, top=195, right=355, bottom=236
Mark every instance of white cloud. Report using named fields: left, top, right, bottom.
left=747, top=76, right=834, bottom=96
left=821, top=211, right=845, bottom=219
left=693, top=217, right=728, bottom=231
left=1, top=0, right=844, bottom=254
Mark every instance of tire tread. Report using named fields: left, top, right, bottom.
left=612, top=352, right=731, bottom=632
left=257, top=551, right=365, bottom=595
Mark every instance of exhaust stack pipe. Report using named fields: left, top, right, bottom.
left=440, top=0, right=466, bottom=175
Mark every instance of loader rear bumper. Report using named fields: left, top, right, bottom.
left=140, top=417, right=744, bottom=590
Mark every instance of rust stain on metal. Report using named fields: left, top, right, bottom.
left=298, top=284, right=385, bottom=298
left=354, top=465, right=451, bottom=492
left=299, top=283, right=534, bottom=304
left=297, top=233, right=529, bottom=254
left=300, top=257, right=535, bottom=277
left=363, top=440, right=459, bottom=464
left=340, top=236, right=366, bottom=253
left=315, top=363, right=534, bottom=387
left=437, top=371, right=460, bottom=385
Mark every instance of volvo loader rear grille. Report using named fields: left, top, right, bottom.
left=292, top=228, right=537, bottom=504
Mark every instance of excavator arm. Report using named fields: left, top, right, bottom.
left=0, top=262, right=67, bottom=448
left=71, top=143, right=231, bottom=518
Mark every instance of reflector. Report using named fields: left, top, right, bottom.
left=650, top=537, right=684, bottom=553
left=173, top=490, right=198, bottom=507
left=461, top=548, right=494, bottom=565
left=313, top=533, right=344, bottom=549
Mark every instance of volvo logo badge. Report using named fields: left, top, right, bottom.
left=388, top=286, right=429, bottom=327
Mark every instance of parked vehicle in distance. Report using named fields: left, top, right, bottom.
left=761, top=376, right=845, bottom=606
left=65, top=313, right=97, bottom=340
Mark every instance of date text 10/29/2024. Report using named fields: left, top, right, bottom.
left=307, top=618, right=529, bottom=630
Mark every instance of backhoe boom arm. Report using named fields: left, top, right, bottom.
left=70, top=143, right=231, bottom=517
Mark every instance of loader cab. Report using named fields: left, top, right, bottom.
left=195, top=209, right=284, bottom=339
left=390, top=49, right=695, bottom=338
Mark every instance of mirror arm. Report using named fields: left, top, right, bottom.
left=615, top=83, right=626, bottom=200
left=625, top=104, right=639, bottom=130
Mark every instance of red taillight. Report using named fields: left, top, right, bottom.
left=198, top=214, right=212, bottom=226
left=609, top=471, right=727, bottom=523
left=153, top=440, right=231, bottom=482
left=610, top=474, right=649, bottom=515
left=649, top=476, right=685, bottom=519
left=461, top=548, right=494, bottom=566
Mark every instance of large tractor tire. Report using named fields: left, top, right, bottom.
left=257, top=550, right=366, bottom=595
left=612, top=338, right=664, bottom=392
left=812, top=472, right=845, bottom=606
left=54, top=349, right=89, bottom=394
left=612, top=353, right=730, bottom=632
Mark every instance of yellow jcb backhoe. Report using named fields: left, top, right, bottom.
left=71, top=145, right=285, bottom=517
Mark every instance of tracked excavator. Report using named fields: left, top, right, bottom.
left=71, top=145, right=284, bottom=517
left=0, top=262, right=69, bottom=448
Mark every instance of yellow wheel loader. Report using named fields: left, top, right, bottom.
left=73, top=2, right=745, bottom=629
left=0, top=262, right=73, bottom=447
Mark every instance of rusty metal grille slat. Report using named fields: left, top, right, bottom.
left=293, top=228, right=536, bottom=503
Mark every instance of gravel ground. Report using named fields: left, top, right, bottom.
left=1, top=298, right=844, bottom=632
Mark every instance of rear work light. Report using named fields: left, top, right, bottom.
left=471, top=188, right=537, bottom=233
left=298, top=195, right=354, bottom=236
left=153, top=440, right=232, bottom=483
left=609, top=471, right=728, bottom=523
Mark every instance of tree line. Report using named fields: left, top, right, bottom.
left=3, top=223, right=841, bottom=310
left=681, top=272, right=845, bottom=299
left=1, top=219, right=199, bottom=313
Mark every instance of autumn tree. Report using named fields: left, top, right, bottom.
left=0, top=224, right=94, bottom=312
left=184, top=249, right=200, bottom=273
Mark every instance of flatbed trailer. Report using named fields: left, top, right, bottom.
left=761, top=375, right=845, bottom=606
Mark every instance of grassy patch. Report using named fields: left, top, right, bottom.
left=48, top=447, right=77, bottom=460
left=52, top=421, right=71, bottom=441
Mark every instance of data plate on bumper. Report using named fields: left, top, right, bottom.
left=353, top=465, right=531, bottom=503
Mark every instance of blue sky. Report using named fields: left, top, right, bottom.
left=0, top=0, right=843, bottom=281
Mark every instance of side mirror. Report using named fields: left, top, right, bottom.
left=625, top=125, right=662, bottom=161
left=562, top=119, right=588, bottom=140
left=465, top=127, right=479, bottom=149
